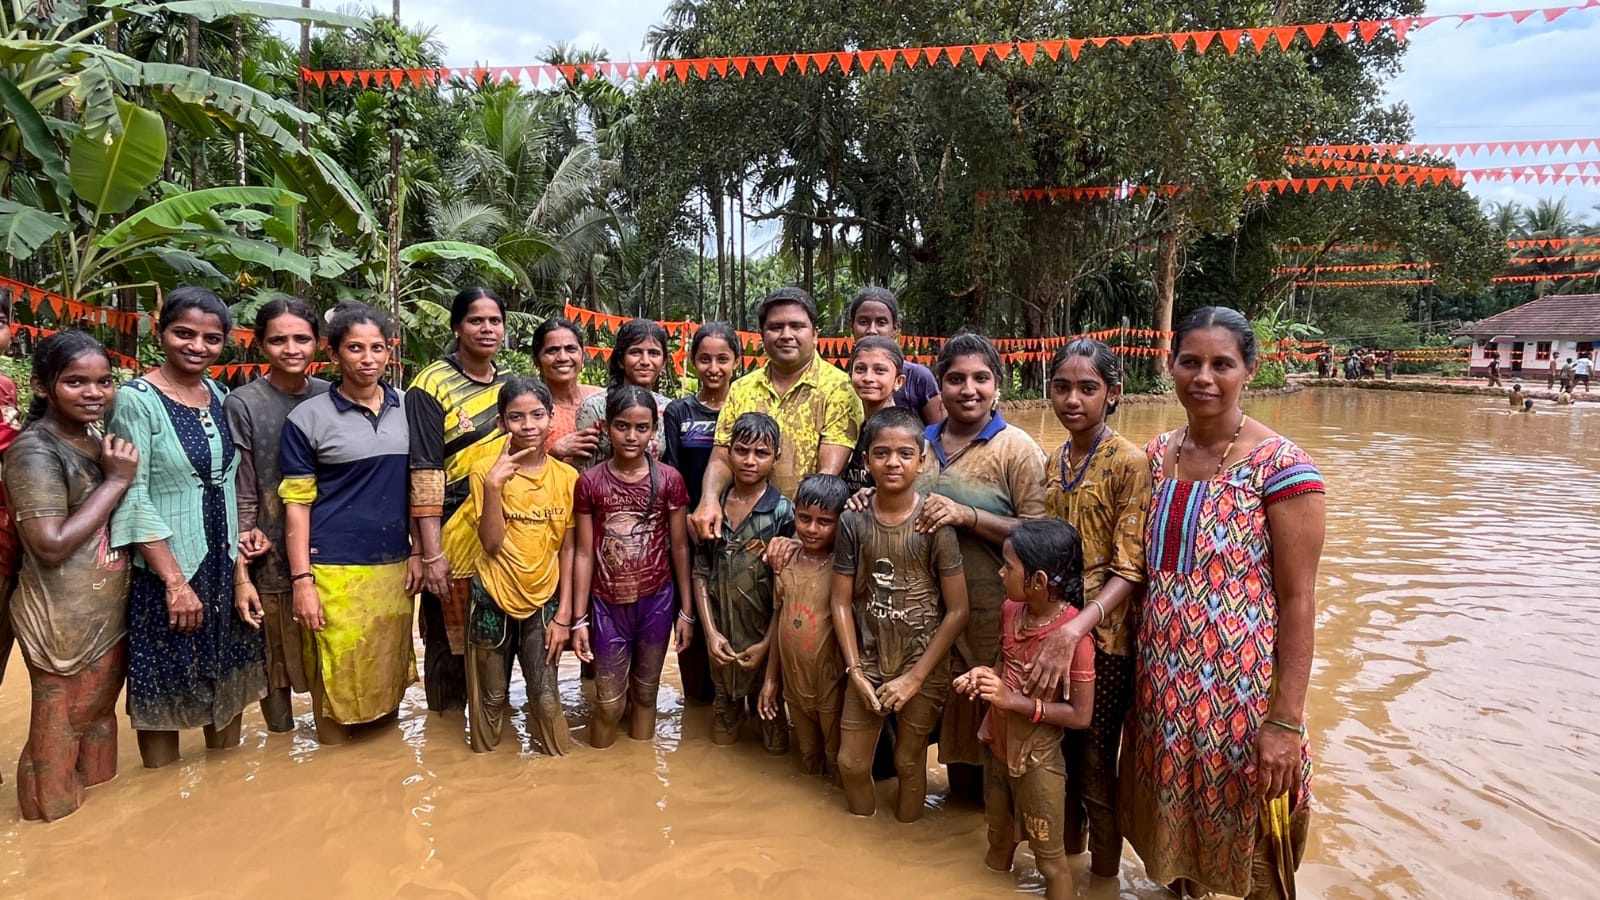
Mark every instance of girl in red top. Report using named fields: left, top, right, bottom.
left=956, top=518, right=1095, bottom=900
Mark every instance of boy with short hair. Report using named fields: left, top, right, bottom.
left=694, top=411, right=794, bottom=752
left=762, top=473, right=851, bottom=777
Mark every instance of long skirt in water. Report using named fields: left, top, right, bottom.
left=17, top=642, right=126, bottom=821
left=465, top=580, right=572, bottom=755
left=303, top=562, right=416, bottom=725
left=126, top=544, right=265, bottom=731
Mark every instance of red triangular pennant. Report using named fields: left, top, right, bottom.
left=1301, top=23, right=1329, bottom=44
left=1357, top=20, right=1384, bottom=42
left=1218, top=30, right=1244, bottom=55
left=1040, top=39, right=1065, bottom=60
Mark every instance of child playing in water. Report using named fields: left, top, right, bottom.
left=955, top=518, right=1095, bottom=900
left=844, top=337, right=908, bottom=494
left=458, top=377, right=579, bottom=755
left=833, top=407, right=969, bottom=823
left=694, top=412, right=794, bottom=752
left=571, top=386, right=694, bottom=748
left=1508, top=383, right=1524, bottom=409
left=761, top=473, right=851, bottom=777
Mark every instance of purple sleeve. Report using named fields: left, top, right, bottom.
left=894, top=362, right=940, bottom=413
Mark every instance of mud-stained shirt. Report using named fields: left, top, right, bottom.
left=694, top=483, right=794, bottom=697
left=775, top=554, right=845, bottom=709
left=716, top=355, right=862, bottom=499
left=574, top=460, right=688, bottom=603
left=833, top=497, right=963, bottom=685
left=979, top=600, right=1095, bottom=777
left=1044, top=428, right=1151, bottom=656
left=5, top=427, right=130, bottom=676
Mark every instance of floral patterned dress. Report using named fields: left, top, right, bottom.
left=1121, top=432, right=1324, bottom=896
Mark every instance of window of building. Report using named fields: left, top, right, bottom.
left=1536, top=341, right=1552, bottom=361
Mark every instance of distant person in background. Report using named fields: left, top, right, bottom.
left=846, top=286, right=945, bottom=426
left=1509, top=383, right=1524, bottom=409
left=1575, top=354, right=1592, bottom=392
left=1558, top=357, right=1575, bottom=394
left=1383, top=350, right=1396, bottom=380
left=1315, top=348, right=1331, bottom=379
left=1521, top=398, right=1535, bottom=413
left=1486, top=349, right=1502, bottom=387
left=1360, top=350, right=1376, bottom=380
left=1548, top=356, right=1559, bottom=389
left=1343, top=352, right=1359, bottom=380
left=1556, top=388, right=1574, bottom=406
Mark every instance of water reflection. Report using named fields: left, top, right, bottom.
left=1, top=389, right=1596, bottom=898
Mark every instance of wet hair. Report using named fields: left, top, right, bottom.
left=850, top=335, right=905, bottom=374
left=1173, top=306, right=1258, bottom=368
left=604, top=383, right=660, bottom=427
left=859, top=406, right=926, bottom=453
left=450, top=286, right=505, bottom=330
left=794, top=473, right=851, bottom=514
left=26, top=330, right=112, bottom=425
left=326, top=301, right=396, bottom=347
left=847, top=286, right=900, bottom=326
left=690, top=321, right=740, bottom=359
left=1007, top=518, right=1086, bottom=609
left=757, top=286, right=818, bottom=328
left=1049, top=338, right=1123, bottom=414
left=607, top=318, right=669, bottom=390
left=254, top=296, right=320, bottom=342
left=497, top=375, right=553, bottom=417
left=729, top=411, right=780, bottom=452
left=1523, top=398, right=1535, bottom=411
left=935, top=332, right=1002, bottom=382
left=158, top=286, right=234, bottom=334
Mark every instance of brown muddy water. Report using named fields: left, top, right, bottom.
left=2, top=389, right=1596, bottom=898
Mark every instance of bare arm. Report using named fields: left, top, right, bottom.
left=478, top=480, right=507, bottom=558
left=692, top=446, right=733, bottom=540
left=1256, top=490, right=1326, bottom=799
left=571, top=512, right=595, bottom=622
left=235, top=448, right=261, bottom=534
left=816, top=442, right=851, bottom=477
left=16, top=471, right=133, bottom=568
left=669, top=506, right=695, bottom=652
left=1026, top=574, right=1138, bottom=696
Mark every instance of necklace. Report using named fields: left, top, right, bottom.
left=153, top=368, right=208, bottom=408
left=1020, top=602, right=1068, bottom=634
left=1174, top=413, right=1246, bottom=480
left=1058, top=425, right=1108, bottom=492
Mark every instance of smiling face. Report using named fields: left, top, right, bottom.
left=864, top=425, right=922, bottom=491
left=624, top=338, right=666, bottom=389
left=693, top=335, right=737, bottom=393
left=939, top=354, right=997, bottom=426
left=851, top=348, right=905, bottom=409
left=537, top=326, right=585, bottom=387
left=39, top=352, right=115, bottom=428
left=455, top=297, right=505, bottom=363
left=1048, top=355, right=1119, bottom=436
left=159, top=307, right=227, bottom=376
left=793, top=503, right=839, bottom=555
left=850, top=299, right=897, bottom=340
left=760, top=302, right=816, bottom=367
left=607, top=403, right=656, bottom=463
left=260, top=312, right=317, bottom=379
left=332, top=322, right=391, bottom=391
left=500, top=393, right=551, bottom=455
left=1169, top=326, right=1256, bottom=418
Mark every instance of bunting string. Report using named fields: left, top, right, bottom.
left=1298, top=271, right=1597, bottom=287
left=298, top=1, right=1600, bottom=89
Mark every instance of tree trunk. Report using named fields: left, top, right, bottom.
left=297, top=0, right=311, bottom=296
left=712, top=184, right=726, bottom=320
left=1153, top=223, right=1182, bottom=366
left=233, top=20, right=246, bottom=187
left=187, top=17, right=204, bottom=189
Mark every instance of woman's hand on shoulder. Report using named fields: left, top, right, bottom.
left=914, top=493, right=973, bottom=533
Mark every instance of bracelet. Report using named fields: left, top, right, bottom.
left=409, top=552, right=422, bottom=558
left=678, top=611, right=696, bottom=625
left=1031, top=698, right=1045, bottom=723
left=421, top=552, right=446, bottom=565
left=967, top=505, right=979, bottom=528
left=572, top=616, right=590, bottom=629
left=290, top=572, right=315, bottom=584
left=846, top=663, right=863, bottom=676
left=1264, top=718, right=1306, bottom=736
left=1088, top=598, right=1108, bottom=625
left=164, top=584, right=190, bottom=593
left=553, top=619, right=572, bottom=628
left=234, top=579, right=250, bottom=587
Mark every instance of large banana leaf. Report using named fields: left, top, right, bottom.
left=0, top=199, right=71, bottom=258
left=0, top=75, right=71, bottom=204
left=399, top=241, right=517, bottom=282
left=123, top=1, right=366, bottom=28
left=177, top=232, right=317, bottom=281
left=97, top=186, right=304, bottom=246
left=69, top=97, right=165, bottom=216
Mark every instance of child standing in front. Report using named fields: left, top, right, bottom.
left=456, top=377, right=579, bottom=755
left=693, top=412, right=793, bottom=752
left=955, top=518, right=1095, bottom=900
left=571, top=386, right=694, bottom=748
left=762, top=473, right=851, bottom=777
left=832, top=407, right=969, bottom=823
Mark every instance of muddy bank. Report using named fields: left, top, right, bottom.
left=1000, top=383, right=1303, bottom=412
left=1299, top=376, right=1598, bottom=403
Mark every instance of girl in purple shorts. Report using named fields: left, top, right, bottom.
left=571, top=386, right=694, bottom=748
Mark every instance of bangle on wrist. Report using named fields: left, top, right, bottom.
left=1264, top=717, right=1306, bottom=736
left=1088, top=598, right=1108, bottom=625
left=421, top=552, right=446, bottom=565
left=291, top=572, right=315, bottom=584
left=553, top=619, right=572, bottom=628
left=678, top=610, right=696, bottom=624
left=1031, top=698, right=1045, bottom=724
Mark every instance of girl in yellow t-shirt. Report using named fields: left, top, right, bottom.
left=455, top=377, right=579, bottom=754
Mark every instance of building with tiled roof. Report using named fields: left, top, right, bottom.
left=1453, top=293, right=1599, bottom=378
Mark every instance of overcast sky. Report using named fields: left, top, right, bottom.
left=307, top=0, right=1600, bottom=222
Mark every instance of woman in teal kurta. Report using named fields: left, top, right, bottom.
left=109, top=288, right=265, bottom=767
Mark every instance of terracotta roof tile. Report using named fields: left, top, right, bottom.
left=1454, top=293, right=1600, bottom=337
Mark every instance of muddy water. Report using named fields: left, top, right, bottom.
left=2, top=389, right=1597, bottom=898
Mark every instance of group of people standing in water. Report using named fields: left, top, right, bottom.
left=0, top=282, right=1325, bottom=900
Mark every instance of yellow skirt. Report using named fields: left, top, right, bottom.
left=303, top=562, right=417, bottom=724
